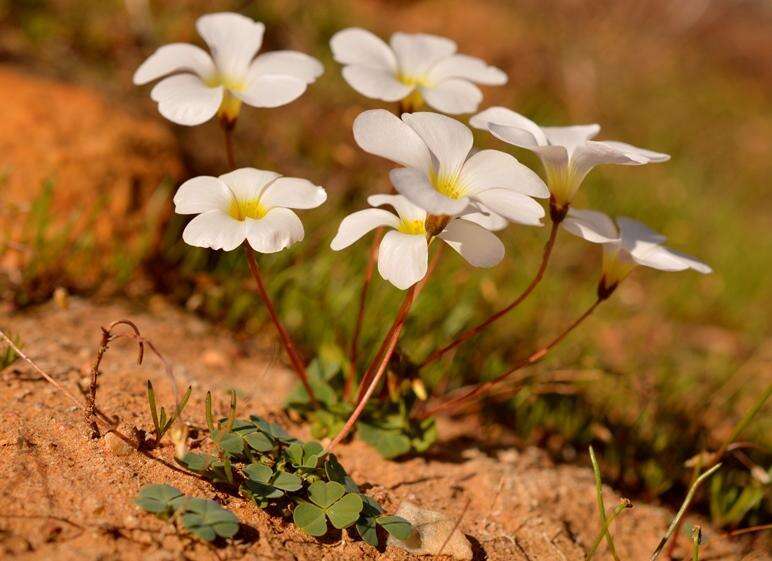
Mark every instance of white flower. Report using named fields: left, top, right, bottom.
left=174, top=167, right=326, bottom=252
left=562, top=208, right=712, bottom=292
left=330, top=194, right=504, bottom=290
left=134, top=12, right=323, bottom=126
left=330, top=28, right=506, bottom=114
left=470, top=107, right=669, bottom=210
left=353, top=110, right=549, bottom=227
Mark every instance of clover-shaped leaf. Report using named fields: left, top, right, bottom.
left=325, top=454, right=359, bottom=493
left=180, top=498, right=239, bottom=541
left=358, top=422, right=412, bottom=459
left=377, top=515, right=413, bottom=540
left=216, top=431, right=245, bottom=455
left=355, top=495, right=384, bottom=546
left=293, top=481, right=363, bottom=536
left=250, top=416, right=297, bottom=444
left=242, top=463, right=302, bottom=507
left=134, top=484, right=184, bottom=516
left=231, top=419, right=274, bottom=452
left=286, top=441, right=323, bottom=469
left=180, top=452, right=216, bottom=472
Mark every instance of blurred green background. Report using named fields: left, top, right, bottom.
left=1, top=0, right=770, bottom=527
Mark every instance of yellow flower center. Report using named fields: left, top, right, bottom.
left=398, top=219, right=426, bottom=235
left=431, top=172, right=466, bottom=200
left=228, top=198, right=267, bottom=221
left=397, top=74, right=429, bottom=112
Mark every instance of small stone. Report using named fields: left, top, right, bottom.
left=103, top=432, right=133, bottom=457
left=387, top=501, right=473, bottom=560
left=201, top=349, right=228, bottom=368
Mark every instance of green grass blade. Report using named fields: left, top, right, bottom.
left=589, top=446, right=620, bottom=561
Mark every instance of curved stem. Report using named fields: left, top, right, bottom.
left=418, top=296, right=602, bottom=419
left=243, top=245, right=316, bottom=403
left=325, top=285, right=417, bottom=453
left=419, top=219, right=560, bottom=370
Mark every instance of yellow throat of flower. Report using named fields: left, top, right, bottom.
left=544, top=164, right=578, bottom=208
left=431, top=172, right=466, bottom=200
left=228, top=198, right=267, bottom=221
left=398, top=74, right=429, bottom=112
left=398, top=219, right=426, bottom=235
left=217, top=90, right=243, bottom=124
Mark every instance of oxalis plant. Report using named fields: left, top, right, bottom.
left=134, top=13, right=712, bottom=461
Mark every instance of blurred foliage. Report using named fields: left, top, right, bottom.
left=1, top=0, right=770, bottom=528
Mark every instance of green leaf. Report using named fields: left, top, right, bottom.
left=377, top=515, right=413, bottom=540
left=250, top=416, right=297, bottom=443
left=325, top=454, right=359, bottom=493
left=244, top=463, right=273, bottom=484
left=134, top=484, right=183, bottom=515
left=356, top=515, right=379, bottom=547
left=243, top=430, right=273, bottom=452
left=218, top=432, right=245, bottom=455
left=293, top=502, right=328, bottom=536
left=327, top=493, right=363, bottom=529
left=358, top=423, right=411, bottom=459
left=307, top=481, right=345, bottom=509
left=412, top=418, right=438, bottom=453
left=181, top=498, right=239, bottom=541
left=181, top=452, right=215, bottom=472
left=273, top=471, right=302, bottom=492
left=287, top=441, right=323, bottom=468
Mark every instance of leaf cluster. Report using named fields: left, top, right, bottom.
left=134, top=484, right=239, bottom=541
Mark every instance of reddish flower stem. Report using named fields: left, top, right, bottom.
left=417, top=296, right=602, bottom=419
left=244, top=245, right=316, bottom=403
left=419, top=219, right=560, bottom=370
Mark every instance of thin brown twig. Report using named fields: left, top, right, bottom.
left=725, top=523, right=772, bottom=537
left=419, top=219, right=560, bottom=370
left=418, top=297, right=602, bottom=419
left=438, top=497, right=472, bottom=556
left=244, top=244, right=316, bottom=403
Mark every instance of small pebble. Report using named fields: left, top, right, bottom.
left=104, top=432, right=133, bottom=456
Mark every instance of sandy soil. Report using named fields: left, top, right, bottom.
left=0, top=297, right=768, bottom=561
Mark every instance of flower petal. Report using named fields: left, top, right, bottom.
left=150, top=74, right=223, bottom=125
left=341, top=65, right=414, bottom=101
left=459, top=204, right=509, bottom=231
left=459, top=149, right=549, bottom=198
left=402, top=112, right=473, bottom=178
left=389, top=168, right=469, bottom=216
left=330, top=28, right=398, bottom=71
left=439, top=219, right=504, bottom=267
left=427, top=54, right=507, bottom=85
left=599, top=140, right=670, bottom=163
left=196, top=12, right=264, bottom=79
left=541, top=124, right=600, bottom=153
left=561, top=208, right=619, bottom=244
left=378, top=230, right=428, bottom=290
left=330, top=209, right=399, bottom=250
left=617, top=216, right=667, bottom=249
left=470, top=107, right=547, bottom=146
left=245, top=207, right=304, bottom=253
left=390, top=32, right=456, bottom=77
left=235, top=73, right=308, bottom=107
left=488, top=123, right=569, bottom=170
left=472, top=188, right=545, bottom=226
left=630, top=244, right=712, bottom=274
left=571, top=140, right=670, bottom=180
left=259, top=177, right=327, bottom=210
left=133, top=43, right=216, bottom=85
left=353, top=109, right=432, bottom=173
left=174, top=176, right=232, bottom=214
left=421, top=79, right=483, bottom=114
left=219, top=168, right=281, bottom=201
left=182, top=210, right=246, bottom=251
left=367, top=194, right=426, bottom=223
left=248, top=50, right=323, bottom=84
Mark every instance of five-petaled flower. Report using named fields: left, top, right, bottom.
left=353, top=110, right=549, bottom=230
left=174, top=168, right=326, bottom=252
left=134, top=12, right=323, bottom=126
left=330, top=28, right=506, bottom=114
left=331, top=194, right=504, bottom=289
left=562, top=208, right=711, bottom=296
left=470, top=107, right=669, bottom=214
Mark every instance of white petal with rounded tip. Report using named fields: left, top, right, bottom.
left=390, top=32, right=456, bottom=76
left=402, top=112, right=473, bottom=178
left=459, top=149, right=549, bottom=198
left=182, top=210, right=246, bottom=251
left=133, top=43, right=216, bottom=85
left=367, top=194, right=426, bottom=222
left=378, top=230, right=428, bottom=290
left=561, top=208, right=619, bottom=244
left=330, top=28, right=398, bottom=71
left=174, top=176, right=232, bottom=214
left=427, top=54, right=507, bottom=85
left=353, top=109, right=432, bottom=173
left=341, top=65, right=413, bottom=101
left=389, top=168, right=470, bottom=216
left=259, top=177, right=326, bottom=210
left=330, top=209, right=400, bottom=250
left=472, top=188, right=545, bottom=226
left=196, top=12, right=264, bottom=79
left=470, top=107, right=547, bottom=146
left=459, top=204, right=508, bottom=231
left=236, top=73, right=308, bottom=107
left=617, top=216, right=667, bottom=249
left=421, top=79, right=482, bottom=114
left=150, top=74, right=223, bottom=125
left=219, top=168, right=281, bottom=202
left=245, top=208, right=304, bottom=253
left=249, top=51, right=323, bottom=83
left=439, top=219, right=504, bottom=267
left=589, top=140, right=670, bottom=163
left=541, top=124, right=600, bottom=153
left=630, top=244, right=712, bottom=274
